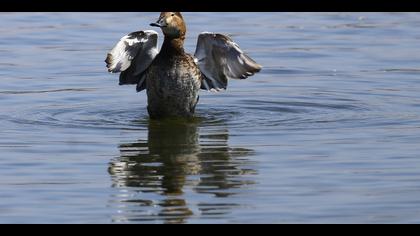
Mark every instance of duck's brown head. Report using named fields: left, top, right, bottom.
left=150, top=12, right=186, bottom=39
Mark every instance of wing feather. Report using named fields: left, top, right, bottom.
left=105, top=30, right=159, bottom=91
left=194, top=32, right=261, bottom=91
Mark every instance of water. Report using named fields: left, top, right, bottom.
left=1, top=12, right=420, bottom=223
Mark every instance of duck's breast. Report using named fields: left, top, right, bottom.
left=145, top=53, right=202, bottom=117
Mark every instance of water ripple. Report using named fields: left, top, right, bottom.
left=3, top=12, right=420, bottom=223
left=0, top=88, right=96, bottom=95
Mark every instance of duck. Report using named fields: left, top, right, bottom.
left=105, top=12, right=261, bottom=119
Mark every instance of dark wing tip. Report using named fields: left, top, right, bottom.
left=105, top=54, right=111, bottom=63
left=252, top=63, right=262, bottom=73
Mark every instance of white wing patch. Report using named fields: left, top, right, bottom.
left=105, top=30, right=158, bottom=73
left=105, top=30, right=159, bottom=91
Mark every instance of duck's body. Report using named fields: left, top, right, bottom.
left=145, top=38, right=201, bottom=118
left=106, top=12, right=261, bottom=119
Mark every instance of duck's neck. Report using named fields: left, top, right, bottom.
left=161, top=36, right=185, bottom=55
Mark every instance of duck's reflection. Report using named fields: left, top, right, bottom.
left=108, top=119, right=256, bottom=223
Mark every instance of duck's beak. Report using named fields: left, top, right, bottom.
left=150, top=17, right=167, bottom=28
left=150, top=22, right=162, bottom=27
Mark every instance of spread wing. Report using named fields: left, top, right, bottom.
left=194, top=32, right=262, bottom=91
left=105, top=30, right=159, bottom=91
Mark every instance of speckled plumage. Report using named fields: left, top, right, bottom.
left=106, top=12, right=261, bottom=119
left=145, top=43, right=202, bottom=119
left=146, top=13, right=201, bottom=119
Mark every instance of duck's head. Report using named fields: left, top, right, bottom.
left=150, top=12, right=186, bottom=39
